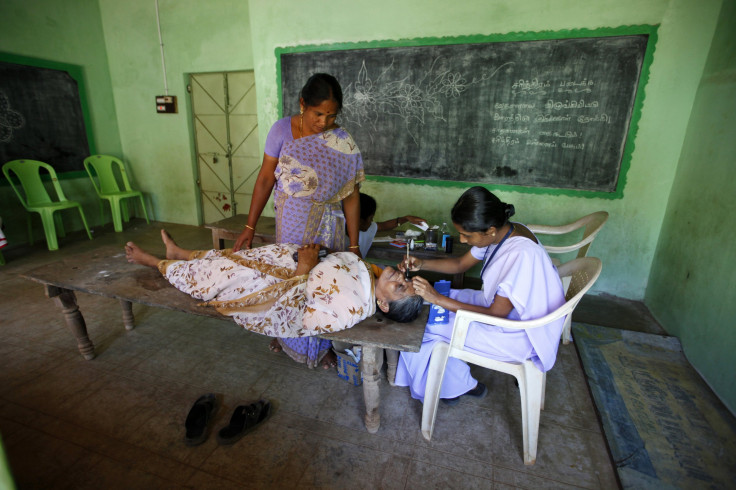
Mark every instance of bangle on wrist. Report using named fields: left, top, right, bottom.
left=244, top=224, right=255, bottom=231
left=348, top=245, right=360, bottom=249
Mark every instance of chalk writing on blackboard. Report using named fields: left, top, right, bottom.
left=281, top=34, right=649, bottom=193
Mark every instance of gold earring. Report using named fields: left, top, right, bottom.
left=300, top=108, right=304, bottom=114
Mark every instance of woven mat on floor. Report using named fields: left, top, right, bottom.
left=573, top=323, right=736, bottom=489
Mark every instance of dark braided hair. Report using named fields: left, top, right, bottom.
left=300, top=73, right=343, bottom=111
left=450, top=186, right=515, bottom=232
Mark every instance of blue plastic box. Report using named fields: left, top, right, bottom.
left=427, top=280, right=452, bottom=325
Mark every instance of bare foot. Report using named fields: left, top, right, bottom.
left=320, top=351, right=337, bottom=370
left=125, top=242, right=161, bottom=268
left=160, top=229, right=190, bottom=260
left=269, top=338, right=282, bottom=353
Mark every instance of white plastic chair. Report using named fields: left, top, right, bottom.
left=527, top=211, right=608, bottom=263
left=527, top=211, right=607, bottom=343
left=420, top=257, right=602, bottom=465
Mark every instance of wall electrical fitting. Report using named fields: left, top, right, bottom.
left=156, top=95, right=177, bottom=113
left=154, top=0, right=176, bottom=114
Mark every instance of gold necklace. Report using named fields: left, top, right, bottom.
left=299, top=113, right=303, bottom=138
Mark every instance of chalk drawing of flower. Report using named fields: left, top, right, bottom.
left=339, top=58, right=513, bottom=146
left=0, top=91, right=25, bottom=143
left=440, top=72, right=467, bottom=98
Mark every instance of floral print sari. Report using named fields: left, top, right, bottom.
left=158, top=244, right=376, bottom=366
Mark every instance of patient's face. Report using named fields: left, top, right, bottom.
left=375, top=266, right=416, bottom=303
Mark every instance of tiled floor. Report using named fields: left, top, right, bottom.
left=0, top=220, right=658, bottom=489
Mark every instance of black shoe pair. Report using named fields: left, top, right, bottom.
left=184, top=394, right=272, bottom=446
left=441, top=382, right=488, bottom=406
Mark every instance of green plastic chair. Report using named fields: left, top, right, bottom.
left=83, top=155, right=150, bottom=232
left=2, top=159, right=93, bottom=251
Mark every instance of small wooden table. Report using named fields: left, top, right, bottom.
left=22, top=245, right=427, bottom=434
left=204, top=214, right=277, bottom=249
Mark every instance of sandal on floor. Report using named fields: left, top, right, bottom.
left=216, top=399, right=272, bottom=445
left=184, top=393, right=218, bottom=446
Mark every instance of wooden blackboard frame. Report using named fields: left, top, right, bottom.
left=0, top=52, right=96, bottom=182
left=275, top=25, right=657, bottom=199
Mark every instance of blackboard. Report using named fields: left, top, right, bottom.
left=280, top=33, right=651, bottom=193
left=0, top=61, right=89, bottom=173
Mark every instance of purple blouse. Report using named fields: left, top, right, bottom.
left=264, top=117, right=294, bottom=158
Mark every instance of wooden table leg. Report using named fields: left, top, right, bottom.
left=45, top=285, right=95, bottom=360
left=385, top=349, right=399, bottom=386
left=360, top=345, right=384, bottom=434
left=120, top=299, right=135, bottom=330
left=212, top=230, right=223, bottom=250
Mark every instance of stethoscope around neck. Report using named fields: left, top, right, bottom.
left=480, top=223, right=514, bottom=283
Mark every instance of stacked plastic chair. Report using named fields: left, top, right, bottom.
left=84, top=155, right=150, bottom=232
left=2, top=159, right=92, bottom=251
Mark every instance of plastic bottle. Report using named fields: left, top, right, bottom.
left=440, top=223, right=450, bottom=250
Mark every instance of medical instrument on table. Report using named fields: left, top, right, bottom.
left=405, top=241, right=411, bottom=279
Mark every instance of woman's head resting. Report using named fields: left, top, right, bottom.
left=374, top=266, right=423, bottom=322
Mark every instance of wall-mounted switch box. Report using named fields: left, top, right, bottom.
left=156, top=95, right=177, bottom=113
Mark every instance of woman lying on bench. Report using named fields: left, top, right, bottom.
left=125, top=230, right=423, bottom=368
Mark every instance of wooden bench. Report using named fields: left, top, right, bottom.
left=22, top=244, right=428, bottom=433
left=205, top=214, right=470, bottom=287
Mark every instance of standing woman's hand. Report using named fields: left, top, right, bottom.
left=232, top=226, right=254, bottom=252
left=342, top=184, right=362, bottom=258
left=294, top=244, right=321, bottom=275
left=234, top=153, right=278, bottom=252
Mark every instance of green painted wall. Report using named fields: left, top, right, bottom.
left=0, top=0, right=733, bottom=411
left=0, top=0, right=120, bottom=242
left=97, top=0, right=254, bottom=226
left=646, top=0, right=736, bottom=412
left=248, top=0, right=721, bottom=300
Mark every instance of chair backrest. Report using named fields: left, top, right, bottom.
left=449, top=257, right=602, bottom=349
left=2, top=159, right=68, bottom=208
left=83, top=155, right=132, bottom=195
left=527, top=211, right=609, bottom=259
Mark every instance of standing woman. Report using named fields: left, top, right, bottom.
left=395, top=187, right=565, bottom=403
left=232, top=73, right=364, bottom=369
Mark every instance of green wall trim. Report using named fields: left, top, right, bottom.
left=0, top=52, right=97, bottom=182
left=274, top=24, right=659, bottom=200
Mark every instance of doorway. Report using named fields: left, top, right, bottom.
left=189, top=71, right=260, bottom=224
